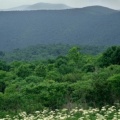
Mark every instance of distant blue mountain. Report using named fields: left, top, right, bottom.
left=0, top=6, right=120, bottom=51
left=7, top=5, right=30, bottom=11
left=77, top=6, right=116, bottom=14
left=6, top=3, right=71, bottom=11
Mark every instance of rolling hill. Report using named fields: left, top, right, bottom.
left=7, top=5, right=30, bottom=11
left=6, top=3, right=71, bottom=11
left=0, top=6, right=120, bottom=51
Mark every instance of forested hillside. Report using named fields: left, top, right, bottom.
left=0, top=46, right=120, bottom=118
left=0, top=44, right=106, bottom=62
left=0, top=6, right=120, bottom=51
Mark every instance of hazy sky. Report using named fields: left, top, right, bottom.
left=0, top=0, right=120, bottom=10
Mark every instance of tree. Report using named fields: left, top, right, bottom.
left=99, top=46, right=120, bottom=67
left=55, top=56, right=72, bottom=74
left=107, top=74, right=120, bottom=102
left=16, top=64, right=32, bottom=78
left=0, top=61, right=10, bottom=71
left=0, top=81, right=6, bottom=94
left=55, top=56, right=68, bottom=68
left=35, top=64, right=46, bottom=77
left=68, top=47, right=80, bottom=64
left=46, top=71, right=61, bottom=82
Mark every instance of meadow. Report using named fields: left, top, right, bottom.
left=1, top=105, right=120, bottom=120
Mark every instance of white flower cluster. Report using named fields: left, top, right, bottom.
left=1, top=105, right=120, bottom=120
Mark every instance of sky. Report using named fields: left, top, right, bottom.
left=0, top=0, right=120, bottom=10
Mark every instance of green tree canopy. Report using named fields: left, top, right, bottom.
left=99, top=46, right=120, bottom=67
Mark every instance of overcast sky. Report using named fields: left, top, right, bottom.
left=0, top=0, right=120, bottom=10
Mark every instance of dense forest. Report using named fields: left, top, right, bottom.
left=0, top=45, right=120, bottom=118
left=0, top=44, right=106, bottom=62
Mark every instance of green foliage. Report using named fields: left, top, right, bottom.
left=35, top=64, right=46, bottom=77
left=62, top=73, right=81, bottom=82
left=3, top=93, right=23, bottom=111
left=70, top=80, right=93, bottom=106
left=68, top=47, right=80, bottom=64
left=82, top=63, right=95, bottom=72
left=0, top=61, right=10, bottom=71
left=0, top=81, right=6, bottom=93
left=99, top=46, right=120, bottom=67
left=0, top=46, right=120, bottom=118
left=0, top=70, right=8, bottom=79
left=25, top=75, right=43, bottom=84
left=25, top=82, right=68, bottom=109
left=55, top=56, right=68, bottom=67
left=46, top=71, right=61, bottom=82
left=1, top=44, right=105, bottom=62
left=107, top=74, right=120, bottom=101
left=16, top=64, right=32, bottom=78
left=91, top=78, right=112, bottom=106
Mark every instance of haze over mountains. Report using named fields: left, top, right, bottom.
left=0, top=6, right=120, bottom=51
left=5, top=3, right=71, bottom=11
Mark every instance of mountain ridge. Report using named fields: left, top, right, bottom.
left=5, top=2, right=72, bottom=11
left=0, top=6, right=120, bottom=51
